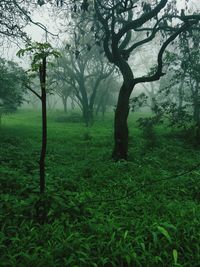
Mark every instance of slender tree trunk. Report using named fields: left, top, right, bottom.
left=194, top=103, right=200, bottom=144
left=39, top=58, right=47, bottom=194
left=82, top=104, right=88, bottom=126
left=62, top=97, right=67, bottom=113
left=88, top=108, right=94, bottom=126
left=40, top=94, right=46, bottom=194
left=193, top=82, right=200, bottom=143
left=193, top=100, right=199, bottom=122
left=193, top=88, right=199, bottom=123
left=178, top=71, right=185, bottom=112
left=112, top=81, right=133, bottom=160
left=71, top=98, right=75, bottom=110
left=102, top=105, right=106, bottom=118
left=95, top=102, right=101, bottom=116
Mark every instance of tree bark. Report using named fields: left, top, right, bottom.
left=178, top=71, right=185, bottom=112
left=112, top=81, right=133, bottom=160
left=62, top=97, right=68, bottom=113
left=82, top=105, right=93, bottom=127
left=193, top=82, right=200, bottom=143
left=39, top=57, right=47, bottom=194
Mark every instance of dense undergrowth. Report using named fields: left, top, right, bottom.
left=0, top=110, right=200, bottom=267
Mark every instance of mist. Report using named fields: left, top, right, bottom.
left=0, top=1, right=200, bottom=266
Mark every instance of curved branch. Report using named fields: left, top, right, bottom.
left=13, top=0, right=58, bottom=38
left=116, top=0, right=168, bottom=42
left=25, top=84, right=42, bottom=100
left=94, top=0, right=113, bottom=62
left=134, top=21, right=198, bottom=85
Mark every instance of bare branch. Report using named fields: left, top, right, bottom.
left=134, top=21, right=198, bottom=85
left=116, top=0, right=168, bottom=42
left=25, top=84, right=42, bottom=100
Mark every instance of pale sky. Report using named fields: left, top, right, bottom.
left=0, top=0, right=199, bottom=65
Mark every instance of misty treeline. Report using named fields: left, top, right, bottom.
left=1, top=2, right=200, bottom=264
left=0, top=0, right=200, bottom=197
left=1, top=0, right=200, bottom=158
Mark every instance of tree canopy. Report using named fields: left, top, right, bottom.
left=0, top=58, right=26, bottom=119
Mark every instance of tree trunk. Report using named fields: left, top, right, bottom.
left=194, top=103, right=200, bottom=144
left=82, top=105, right=93, bottom=127
left=102, top=105, right=106, bottom=118
left=40, top=92, right=47, bottom=194
left=39, top=58, right=47, bottom=194
left=193, top=82, right=200, bottom=143
left=95, top=102, right=101, bottom=116
left=62, top=97, right=67, bottom=113
left=112, top=81, right=133, bottom=160
left=71, top=98, right=75, bottom=110
left=193, top=100, right=199, bottom=122
left=178, top=71, right=185, bottom=112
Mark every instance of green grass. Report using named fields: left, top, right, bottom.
left=1, top=110, right=200, bottom=267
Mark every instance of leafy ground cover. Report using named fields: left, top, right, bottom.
left=0, top=110, right=200, bottom=267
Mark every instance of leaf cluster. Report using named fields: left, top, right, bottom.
left=17, top=42, right=61, bottom=72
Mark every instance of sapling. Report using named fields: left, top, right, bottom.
left=17, top=42, right=60, bottom=223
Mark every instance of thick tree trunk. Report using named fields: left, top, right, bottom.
left=112, top=81, right=133, bottom=160
left=83, top=106, right=93, bottom=127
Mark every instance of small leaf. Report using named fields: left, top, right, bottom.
left=173, top=249, right=178, bottom=265
left=124, top=230, right=128, bottom=239
left=125, top=255, right=131, bottom=265
left=157, top=226, right=171, bottom=242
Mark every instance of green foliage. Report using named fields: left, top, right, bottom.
left=17, top=42, right=60, bottom=72
left=55, top=113, right=83, bottom=123
left=0, top=58, right=26, bottom=117
left=137, top=116, right=159, bottom=149
left=130, top=93, right=148, bottom=112
left=1, top=111, right=200, bottom=266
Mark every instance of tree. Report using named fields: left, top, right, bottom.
left=0, top=1, right=29, bottom=39
left=17, top=42, right=60, bottom=223
left=93, top=0, right=200, bottom=160
left=180, top=28, right=200, bottom=137
left=48, top=62, right=74, bottom=113
left=54, top=42, right=114, bottom=125
left=158, top=26, right=200, bottom=139
left=95, top=75, right=119, bottom=117
left=0, top=58, right=26, bottom=123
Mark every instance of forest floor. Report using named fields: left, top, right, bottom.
left=1, top=110, right=200, bottom=267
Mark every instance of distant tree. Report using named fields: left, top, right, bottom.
left=0, top=58, right=26, bottom=123
left=48, top=64, right=74, bottom=113
left=94, top=0, right=200, bottom=160
left=95, top=76, right=119, bottom=117
left=157, top=25, right=200, bottom=139
left=46, top=95, right=59, bottom=111
left=54, top=42, right=114, bottom=125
